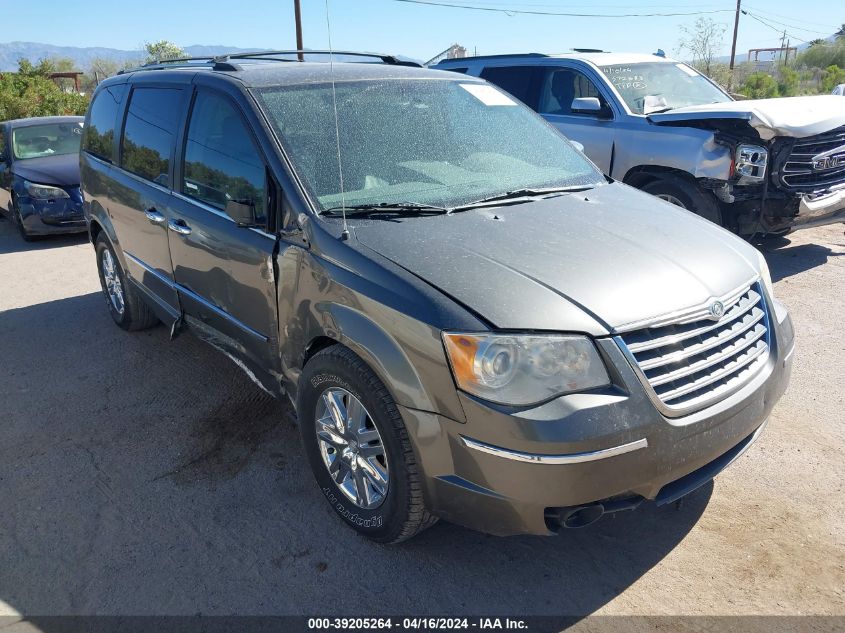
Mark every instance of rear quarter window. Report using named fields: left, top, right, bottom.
left=83, top=84, right=127, bottom=162
left=479, top=66, right=542, bottom=109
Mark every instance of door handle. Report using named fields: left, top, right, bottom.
left=145, top=208, right=166, bottom=225
left=168, top=219, right=192, bottom=236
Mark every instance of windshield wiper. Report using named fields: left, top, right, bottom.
left=453, top=185, right=595, bottom=212
left=319, top=202, right=450, bottom=217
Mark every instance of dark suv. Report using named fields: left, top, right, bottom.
left=81, top=51, right=794, bottom=543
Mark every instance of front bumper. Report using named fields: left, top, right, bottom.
left=401, top=301, right=794, bottom=536
left=18, top=191, right=86, bottom=236
left=791, top=186, right=845, bottom=230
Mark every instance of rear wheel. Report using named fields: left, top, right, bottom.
left=94, top=234, right=159, bottom=331
left=298, top=344, right=437, bottom=543
left=641, top=176, right=723, bottom=227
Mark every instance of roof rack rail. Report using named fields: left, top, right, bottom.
left=434, top=53, right=548, bottom=64
left=119, top=50, right=422, bottom=74
left=571, top=48, right=608, bottom=53
left=216, top=50, right=422, bottom=67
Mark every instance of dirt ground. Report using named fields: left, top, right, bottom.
left=0, top=215, right=842, bottom=620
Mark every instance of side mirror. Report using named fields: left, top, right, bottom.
left=225, top=199, right=256, bottom=226
left=571, top=97, right=611, bottom=118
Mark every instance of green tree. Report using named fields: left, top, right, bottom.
left=82, top=57, right=121, bottom=93
left=143, top=40, right=185, bottom=64
left=678, top=17, right=727, bottom=77
left=836, top=23, right=845, bottom=39
left=741, top=72, right=780, bottom=99
left=795, top=38, right=845, bottom=69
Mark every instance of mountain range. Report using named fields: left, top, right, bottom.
left=0, top=41, right=257, bottom=71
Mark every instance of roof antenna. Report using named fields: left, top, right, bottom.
left=325, top=0, right=349, bottom=241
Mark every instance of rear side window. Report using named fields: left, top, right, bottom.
left=442, top=67, right=468, bottom=74
left=83, top=84, right=126, bottom=162
left=182, top=90, right=267, bottom=223
left=479, top=66, right=541, bottom=108
left=121, top=87, right=184, bottom=187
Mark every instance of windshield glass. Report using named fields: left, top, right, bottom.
left=256, top=79, right=603, bottom=212
left=599, top=62, right=731, bottom=114
left=12, top=121, right=84, bottom=160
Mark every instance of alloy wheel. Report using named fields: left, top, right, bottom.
left=101, top=249, right=125, bottom=316
left=315, top=387, right=389, bottom=509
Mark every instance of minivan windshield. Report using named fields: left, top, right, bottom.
left=257, top=79, right=603, bottom=212
left=599, top=62, right=731, bottom=114
left=12, top=122, right=84, bottom=160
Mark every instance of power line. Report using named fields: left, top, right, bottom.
left=742, top=10, right=810, bottom=44
left=740, top=9, right=833, bottom=36
left=742, top=5, right=835, bottom=30
left=388, top=0, right=735, bottom=18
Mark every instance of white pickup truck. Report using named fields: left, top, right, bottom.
left=436, top=52, right=845, bottom=236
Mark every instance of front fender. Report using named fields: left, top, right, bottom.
left=311, top=302, right=461, bottom=420
left=617, top=125, right=733, bottom=182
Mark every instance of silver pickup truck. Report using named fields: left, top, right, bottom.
left=436, top=52, right=845, bottom=236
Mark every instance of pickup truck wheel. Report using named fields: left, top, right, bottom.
left=642, top=177, right=723, bottom=226
left=94, top=234, right=159, bottom=331
left=298, top=345, right=437, bottom=543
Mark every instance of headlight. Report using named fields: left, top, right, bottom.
left=735, top=144, right=768, bottom=184
left=24, top=180, right=69, bottom=200
left=756, top=249, right=774, bottom=299
left=442, top=332, right=610, bottom=406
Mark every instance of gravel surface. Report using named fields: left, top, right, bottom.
left=0, top=216, right=842, bottom=618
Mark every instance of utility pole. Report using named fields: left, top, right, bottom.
left=294, top=0, right=304, bottom=61
left=729, top=0, right=741, bottom=70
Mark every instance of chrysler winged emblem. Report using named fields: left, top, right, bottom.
left=709, top=300, right=725, bottom=320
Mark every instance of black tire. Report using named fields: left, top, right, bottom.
left=642, top=175, right=723, bottom=226
left=298, top=345, right=437, bottom=543
left=13, top=200, right=36, bottom=242
left=94, top=234, right=159, bottom=331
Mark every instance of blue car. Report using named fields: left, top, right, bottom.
left=0, top=116, right=86, bottom=240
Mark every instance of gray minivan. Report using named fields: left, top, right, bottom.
left=81, top=51, right=794, bottom=542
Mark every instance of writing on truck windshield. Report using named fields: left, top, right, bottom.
left=256, top=79, right=603, bottom=212
left=600, top=62, right=731, bottom=114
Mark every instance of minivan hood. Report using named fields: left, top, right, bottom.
left=352, top=182, right=759, bottom=335
left=648, top=95, right=845, bottom=140
left=12, top=153, right=80, bottom=187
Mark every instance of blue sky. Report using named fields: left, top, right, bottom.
left=6, top=0, right=841, bottom=62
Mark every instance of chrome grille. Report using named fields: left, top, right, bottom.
left=618, top=283, right=770, bottom=412
left=781, top=126, right=845, bottom=191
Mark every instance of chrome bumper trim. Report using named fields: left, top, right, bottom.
left=460, top=436, right=648, bottom=465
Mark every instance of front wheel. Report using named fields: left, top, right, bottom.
left=641, top=176, right=723, bottom=227
left=14, top=204, right=35, bottom=242
left=298, top=345, right=436, bottom=543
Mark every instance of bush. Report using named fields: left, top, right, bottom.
left=741, top=72, right=780, bottom=99
left=0, top=59, right=88, bottom=120
left=821, top=64, right=845, bottom=93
